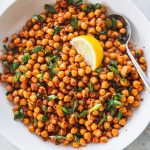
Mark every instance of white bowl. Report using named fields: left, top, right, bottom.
left=0, top=0, right=150, bottom=150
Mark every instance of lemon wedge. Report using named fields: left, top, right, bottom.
left=70, top=35, right=104, bottom=70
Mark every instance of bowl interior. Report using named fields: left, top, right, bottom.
left=0, top=0, right=150, bottom=150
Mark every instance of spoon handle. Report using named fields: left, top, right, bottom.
left=126, top=46, right=150, bottom=93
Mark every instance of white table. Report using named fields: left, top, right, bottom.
left=0, top=0, right=150, bottom=149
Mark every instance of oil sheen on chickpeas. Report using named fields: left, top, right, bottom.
left=0, top=0, right=146, bottom=148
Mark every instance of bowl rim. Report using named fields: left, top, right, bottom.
left=0, top=0, right=150, bottom=150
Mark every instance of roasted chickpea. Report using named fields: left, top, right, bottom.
left=84, top=132, right=91, bottom=142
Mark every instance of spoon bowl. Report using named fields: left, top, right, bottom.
left=108, top=14, right=150, bottom=92
left=108, top=14, right=131, bottom=43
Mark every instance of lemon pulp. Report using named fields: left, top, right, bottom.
left=71, top=35, right=104, bottom=70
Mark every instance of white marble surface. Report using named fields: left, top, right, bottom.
left=0, top=0, right=150, bottom=150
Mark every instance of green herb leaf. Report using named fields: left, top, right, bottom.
left=118, top=35, right=126, bottom=44
left=74, top=0, right=83, bottom=7
left=20, top=66, right=28, bottom=72
left=47, top=95, right=57, bottom=100
left=113, top=100, right=122, bottom=106
left=100, top=31, right=107, bottom=34
left=73, top=101, right=77, bottom=112
left=82, top=8, right=90, bottom=13
left=110, top=108, right=117, bottom=116
left=105, top=19, right=112, bottom=29
left=67, top=0, right=74, bottom=5
left=106, top=99, right=122, bottom=111
left=14, top=72, right=22, bottom=82
left=33, top=15, right=44, bottom=21
left=21, top=54, right=30, bottom=65
left=68, top=101, right=78, bottom=120
left=99, top=113, right=107, bottom=125
left=51, top=68, right=58, bottom=75
left=31, top=46, right=43, bottom=54
left=50, top=135, right=66, bottom=140
left=50, top=55, right=58, bottom=61
left=75, top=86, right=83, bottom=92
left=106, top=101, right=112, bottom=111
left=2, top=61, right=9, bottom=67
left=42, top=115, right=48, bottom=122
left=37, top=93, right=43, bottom=98
left=61, top=106, right=69, bottom=114
left=108, top=65, right=119, bottom=74
left=135, top=51, right=140, bottom=58
left=44, top=4, right=56, bottom=14
left=111, top=81, right=119, bottom=89
left=116, top=93, right=122, bottom=100
left=42, top=105, right=47, bottom=112
left=12, top=47, right=18, bottom=54
left=110, top=60, right=117, bottom=68
left=10, top=62, right=19, bottom=73
left=74, top=135, right=80, bottom=144
left=34, top=118, right=38, bottom=124
left=48, top=57, right=59, bottom=80
left=54, top=46, right=63, bottom=54
left=78, top=110, right=88, bottom=118
left=112, top=17, right=117, bottom=30
left=94, top=3, right=101, bottom=10
left=89, top=83, right=94, bottom=92
left=54, top=25, right=61, bottom=35
left=95, top=68, right=102, bottom=73
left=49, top=70, right=56, bottom=80
left=37, top=72, right=44, bottom=80
left=45, top=50, right=51, bottom=56
left=89, top=104, right=102, bottom=113
left=14, top=109, right=25, bottom=120
left=6, top=91, right=12, bottom=96
left=3, top=45, right=8, bottom=52
left=71, top=17, right=78, bottom=29
left=117, top=111, right=123, bottom=120
left=128, top=87, right=133, bottom=92
left=88, top=4, right=94, bottom=10
left=46, top=54, right=59, bottom=80
left=113, top=93, right=122, bottom=101
left=74, top=113, right=78, bottom=122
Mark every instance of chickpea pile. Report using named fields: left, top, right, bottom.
left=0, top=0, right=147, bottom=148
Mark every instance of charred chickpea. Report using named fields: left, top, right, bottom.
left=85, top=66, right=92, bottom=74
left=127, top=96, right=134, bottom=104
left=80, top=138, right=86, bottom=146
left=112, top=129, right=119, bottom=137
left=133, top=80, right=140, bottom=89
left=105, top=41, right=113, bottom=49
left=100, top=136, right=108, bottom=143
left=41, top=130, right=48, bottom=138
left=66, top=133, right=74, bottom=141
left=84, top=132, right=92, bottom=142
left=71, top=127, right=78, bottom=134
left=101, top=81, right=109, bottom=89
left=90, top=76, right=98, bottom=84
left=117, top=20, right=123, bottom=28
left=107, top=72, right=114, bottom=80
left=81, top=22, right=88, bottom=30
left=71, top=70, right=78, bottom=77
left=72, top=142, right=79, bottom=148
left=57, top=71, right=65, bottom=79
left=120, top=28, right=127, bottom=34
left=78, top=68, right=85, bottom=76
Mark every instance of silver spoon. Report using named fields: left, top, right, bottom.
left=108, top=14, right=150, bottom=93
